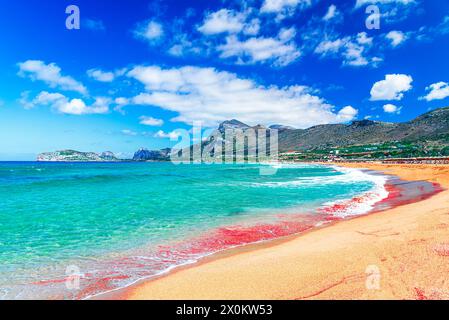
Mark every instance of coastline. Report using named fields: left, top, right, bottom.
left=105, top=163, right=449, bottom=300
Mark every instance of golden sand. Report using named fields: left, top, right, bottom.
left=119, top=164, right=449, bottom=300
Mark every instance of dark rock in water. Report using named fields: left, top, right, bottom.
left=133, top=148, right=171, bottom=161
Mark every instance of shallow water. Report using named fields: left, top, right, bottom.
left=0, top=162, right=387, bottom=299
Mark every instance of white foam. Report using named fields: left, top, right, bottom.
left=252, top=164, right=390, bottom=218
left=320, top=166, right=389, bottom=218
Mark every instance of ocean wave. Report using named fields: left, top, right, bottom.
left=318, top=167, right=389, bottom=218
left=251, top=167, right=384, bottom=188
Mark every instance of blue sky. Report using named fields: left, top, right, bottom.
left=1, top=0, right=449, bottom=160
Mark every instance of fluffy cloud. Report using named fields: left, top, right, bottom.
left=261, top=0, right=311, bottom=14
left=217, top=28, right=301, bottom=66
left=323, top=4, right=339, bottom=21
left=87, top=69, right=115, bottom=82
left=21, top=91, right=109, bottom=115
left=315, top=38, right=346, bottom=54
left=139, top=116, right=164, bottom=126
left=121, top=129, right=138, bottom=136
left=315, top=33, right=376, bottom=67
left=355, top=0, right=415, bottom=8
left=383, top=103, right=401, bottom=114
left=18, top=60, right=87, bottom=94
left=370, top=74, right=413, bottom=101
left=198, top=9, right=246, bottom=35
left=154, top=130, right=181, bottom=139
left=386, top=31, right=407, bottom=47
left=115, top=97, right=129, bottom=106
left=337, top=106, right=359, bottom=120
left=243, top=18, right=261, bottom=36
left=421, top=82, right=449, bottom=101
left=127, top=65, right=358, bottom=128
left=87, top=68, right=127, bottom=82
left=134, top=20, right=164, bottom=43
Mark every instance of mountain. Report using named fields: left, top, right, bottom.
left=133, top=148, right=171, bottom=161
left=218, top=119, right=250, bottom=134
left=277, top=107, right=449, bottom=152
left=195, top=107, right=449, bottom=159
left=100, top=151, right=117, bottom=161
left=37, top=150, right=119, bottom=162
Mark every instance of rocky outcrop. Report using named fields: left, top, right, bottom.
left=132, top=148, right=171, bottom=161
left=37, top=150, right=119, bottom=162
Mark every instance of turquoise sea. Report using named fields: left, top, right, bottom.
left=0, top=162, right=388, bottom=299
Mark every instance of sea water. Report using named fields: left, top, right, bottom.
left=0, top=162, right=388, bottom=299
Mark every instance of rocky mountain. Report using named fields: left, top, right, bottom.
left=218, top=119, right=251, bottom=134
left=100, top=151, right=117, bottom=161
left=195, top=106, right=449, bottom=155
left=276, top=107, right=449, bottom=152
left=133, top=148, right=171, bottom=161
left=37, top=150, right=119, bottom=162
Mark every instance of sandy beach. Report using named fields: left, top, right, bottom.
left=115, top=163, right=449, bottom=300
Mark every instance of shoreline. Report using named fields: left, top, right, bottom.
left=101, top=163, right=449, bottom=300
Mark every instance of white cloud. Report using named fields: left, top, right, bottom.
left=87, top=68, right=127, bottom=82
left=115, top=97, right=129, bottom=106
left=87, top=69, right=114, bottom=82
left=315, top=38, right=346, bottom=55
left=134, top=20, right=164, bottom=42
left=18, top=60, right=87, bottom=94
left=121, top=129, right=138, bottom=136
left=278, top=27, right=296, bottom=42
left=243, top=18, right=261, bottom=36
left=139, top=116, right=164, bottom=126
left=323, top=4, right=339, bottom=21
left=315, top=33, right=375, bottom=67
left=154, top=130, right=181, bottom=140
left=386, top=30, right=407, bottom=47
left=383, top=103, right=402, bottom=114
left=355, top=0, right=415, bottom=8
left=421, top=82, right=449, bottom=101
left=343, top=42, right=369, bottom=66
left=167, top=34, right=200, bottom=57
left=127, top=65, right=358, bottom=128
left=198, top=9, right=246, bottom=35
left=21, top=91, right=109, bottom=115
left=357, top=32, right=373, bottom=46
left=261, top=0, right=311, bottom=14
left=337, top=106, right=359, bottom=121
left=87, top=69, right=127, bottom=82
left=370, top=74, right=413, bottom=101
left=217, top=29, right=300, bottom=67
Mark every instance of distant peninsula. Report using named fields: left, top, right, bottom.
left=36, top=149, right=172, bottom=162
left=37, top=150, right=120, bottom=162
